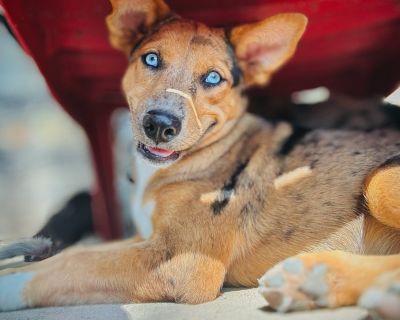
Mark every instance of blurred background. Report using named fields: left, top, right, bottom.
left=0, top=0, right=398, bottom=242
left=0, top=22, right=93, bottom=239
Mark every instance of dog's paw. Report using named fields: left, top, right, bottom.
left=258, top=256, right=331, bottom=312
left=358, top=270, right=400, bottom=320
left=257, top=250, right=372, bottom=312
left=0, top=271, right=34, bottom=311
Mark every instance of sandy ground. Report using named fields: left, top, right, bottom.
left=1, top=288, right=368, bottom=320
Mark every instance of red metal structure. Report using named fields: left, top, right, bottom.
left=1, top=0, right=399, bottom=239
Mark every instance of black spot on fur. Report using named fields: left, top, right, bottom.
left=284, top=227, right=296, bottom=240
left=230, top=58, right=242, bottom=87
left=130, top=36, right=147, bottom=58
left=212, top=160, right=249, bottom=215
left=165, top=250, right=173, bottom=261
left=383, top=103, right=400, bottom=129
left=129, top=16, right=179, bottom=58
left=223, top=28, right=242, bottom=87
left=190, top=35, right=213, bottom=46
left=244, top=179, right=255, bottom=189
left=379, top=154, right=400, bottom=169
left=304, top=132, right=321, bottom=145
left=353, top=151, right=361, bottom=155
left=25, top=192, right=93, bottom=261
left=276, top=126, right=312, bottom=156
left=351, top=170, right=359, bottom=176
left=168, top=278, right=176, bottom=288
left=189, top=81, right=197, bottom=96
left=240, top=201, right=255, bottom=216
left=127, top=173, right=134, bottom=183
left=354, top=193, right=369, bottom=216
left=255, top=193, right=267, bottom=208
left=211, top=195, right=230, bottom=216
left=310, top=159, right=319, bottom=169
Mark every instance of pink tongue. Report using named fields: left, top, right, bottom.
left=147, top=146, right=174, bottom=157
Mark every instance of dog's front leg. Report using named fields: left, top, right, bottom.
left=0, top=238, right=226, bottom=311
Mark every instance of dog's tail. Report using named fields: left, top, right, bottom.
left=0, top=237, right=52, bottom=260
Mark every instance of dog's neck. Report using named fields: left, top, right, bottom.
left=131, top=152, right=158, bottom=239
left=131, top=113, right=268, bottom=239
left=143, top=114, right=269, bottom=190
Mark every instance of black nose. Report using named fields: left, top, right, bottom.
left=143, top=110, right=181, bottom=144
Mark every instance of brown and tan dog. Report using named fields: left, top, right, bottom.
left=1, top=0, right=399, bottom=318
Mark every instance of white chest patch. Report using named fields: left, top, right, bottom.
left=131, top=155, right=158, bottom=239
left=0, top=272, right=34, bottom=311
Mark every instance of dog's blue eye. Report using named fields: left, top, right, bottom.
left=143, top=53, right=159, bottom=68
left=203, top=71, right=222, bottom=86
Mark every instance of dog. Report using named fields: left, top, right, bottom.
left=1, top=0, right=399, bottom=318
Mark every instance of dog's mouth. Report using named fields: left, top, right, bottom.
left=137, top=142, right=180, bottom=164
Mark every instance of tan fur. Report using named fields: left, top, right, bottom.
left=273, top=165, right=312, bottom=190
left=165, top=88, right=202, bottom=128
left=1, top=0, right=399, bottom=314
left=366, top=166, right=400, bottom=229
left=230, top=13, right=307, bottom=86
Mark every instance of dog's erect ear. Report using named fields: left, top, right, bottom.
left=106, top=0, right=172, bottom=55
left=229, top=13, right=307, bottom=87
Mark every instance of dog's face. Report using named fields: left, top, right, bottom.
left=107, top=0, right=307, bottom=166
left=122, top=20, right=244, bottom=164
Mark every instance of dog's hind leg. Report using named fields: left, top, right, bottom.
left=258, top=251, right=400, bottom=312
left=365, top=155, right=400, bottom=229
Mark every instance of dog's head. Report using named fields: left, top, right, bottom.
left=107, top=0, right=307, bottom=166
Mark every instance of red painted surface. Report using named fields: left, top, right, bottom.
left=1, top=0, right=399, bottom=238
